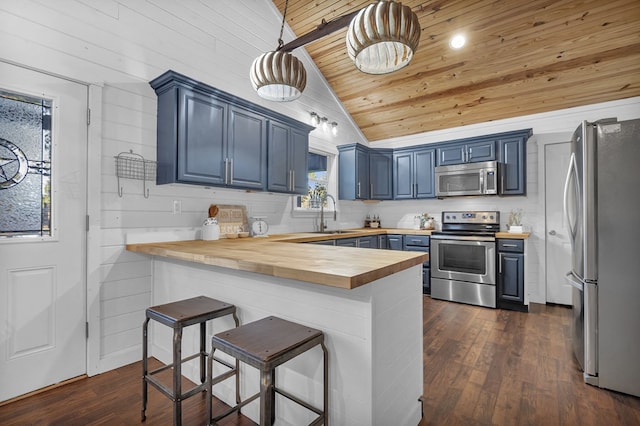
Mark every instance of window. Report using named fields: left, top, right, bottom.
left=296, top=151, right=334, bottom=210
left=0, top=90, right=52, bottom=238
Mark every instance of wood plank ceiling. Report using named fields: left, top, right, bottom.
left=270, top=0, right=640, bottom=142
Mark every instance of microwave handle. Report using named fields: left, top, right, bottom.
left=480, top=171, right=485, bottom=193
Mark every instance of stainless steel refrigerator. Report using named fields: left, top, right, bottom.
left=564, top=118, right=640, bottom=397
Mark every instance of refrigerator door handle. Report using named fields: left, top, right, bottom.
left=563, top=152, right=579, bottom=245
left=565, top=272, right=583, bottom=291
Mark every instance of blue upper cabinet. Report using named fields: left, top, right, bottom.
left=393, top=147, right=435, bottom=199
left=176, top=88, right=227, bottom=185
left=437, top=139, right=496, bottom=166
left=338, top=144, right=370, bottom=200
left=267, top=120, right=309, bottom=194
left=227, top=106, right=266, bottom=190
left=150, top=70, right=312, bottom=191
left=369, top=149, right=393, bottom=200
left=497, top=132, right=529, bottom=195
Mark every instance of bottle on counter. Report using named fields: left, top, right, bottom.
left=364, top=214, right=371, bottom=228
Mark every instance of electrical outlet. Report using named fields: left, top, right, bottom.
left=172, top=200, right=181, bottom=214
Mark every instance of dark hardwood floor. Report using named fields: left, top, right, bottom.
left=1, top=297, right=639, bottom=425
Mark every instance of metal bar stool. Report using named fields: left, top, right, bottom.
left=142, top=295, right=240, bottom=426
left=207, top=315, right=328, bottom=426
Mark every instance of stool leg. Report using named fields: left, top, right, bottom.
left=232, top=312, right=240, bottom=405
left=206, top=347, right=215, bottom=425
left=141, top=317, right=150, bottom=422
left=173, top=326, right=183, bottom=426
left=200, top=322, right=206, bottom=384
left=260, top=368, right=274, bottom=426
left=322, top=341, right=329, bottom=426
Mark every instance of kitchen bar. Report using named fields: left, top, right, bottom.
left=127, top=232, right=427, bottom=425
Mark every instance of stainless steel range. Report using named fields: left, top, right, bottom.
left=430, top=211, right=500, bottom=308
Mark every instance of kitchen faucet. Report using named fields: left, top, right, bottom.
left=319, top=194, right=337, bottom=232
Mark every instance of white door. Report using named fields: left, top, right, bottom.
left=0, top=62, right=87, bottom=402
left=545, top=142, right=572, bottom=305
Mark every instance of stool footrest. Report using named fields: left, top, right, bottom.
left=147, top=351, right=207, bottom=377
left=210, top=391, right=260, bottom=424
left=275, top=386, right=324, bottom=417
left=145, top=374, right=207, bottom=401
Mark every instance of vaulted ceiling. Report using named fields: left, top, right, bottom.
left=271, top=0, right=640, bottom=142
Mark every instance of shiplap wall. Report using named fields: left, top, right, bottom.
left=2, top=0, right=640, bottom=375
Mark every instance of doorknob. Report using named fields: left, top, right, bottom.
left=548, top=230, right=557, bottom=235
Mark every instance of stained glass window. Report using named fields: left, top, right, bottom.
left=0, top=90, right=52, bottom=237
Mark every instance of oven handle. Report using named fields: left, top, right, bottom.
left=431, top=235, right=495, bottom=242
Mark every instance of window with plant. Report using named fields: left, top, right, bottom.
left=297, top=152, right=330, bottom=209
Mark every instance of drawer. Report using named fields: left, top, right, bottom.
left=403, top=235, right=430, bottom=248
left=498, top=239, right=524, bottom=253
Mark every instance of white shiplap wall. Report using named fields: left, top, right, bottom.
left=2, top=0, right=640, bottom=375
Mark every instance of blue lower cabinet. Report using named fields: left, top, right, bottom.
left=335, top=237, right=358, bottom=247
left=387, top=234, right=403, bottom=250
left=497, top=239, right=527, bottom=312
left=403, top=235, right=430, bottom=295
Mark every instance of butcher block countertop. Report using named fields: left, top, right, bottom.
left=127, top=229, right=428, bottom=290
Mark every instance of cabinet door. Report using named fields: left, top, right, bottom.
left=290, top=127, right=309, bottom=194
left=178, top=88, right=227, bottom=184
left=414, top=148, right=436, bottom=198
left=267, top=121, right=290, bottom=192
left=336, top=237, right=358, bottom=247
left=378, top=235, right=389, bottom=249
left=393, top=151, right=414, bottom=199
left=499, top=252, right=524, bottom=304
left=358, top=236, right=378, bottom=249
left=466, top=140, right=496, bottom=163
left=387, top=234, right=403, bottom=250
left=356, top=148, right=370, bottom=199
left=369, top=150, right=393, bottom=200
left=227, top=106, right=266, bottom=189
left=437, top=144, right=465, bottom=165
left=498, top=136, right=526, bottom=195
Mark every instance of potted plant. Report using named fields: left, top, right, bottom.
left=508, top=209, right=523, bottom=233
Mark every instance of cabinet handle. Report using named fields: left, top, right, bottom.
left=499, top=253, right=503, bottom=274
left=229, top=159, right=233, bottom=184
left=502, top=243, right=518, bottom=248
left=370, top=183, right=373, bottom=197
left=291, top=170, right=295, bottom=192
left=357, top=182, right=361, bottom=197
left=224, top=158, right=229, bottom=184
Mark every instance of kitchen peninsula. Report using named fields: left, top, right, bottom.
left=127, top=231, right=428, bottom=425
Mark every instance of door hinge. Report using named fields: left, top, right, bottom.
left=87, top=108, right=91, bottom=125
left=86, top=214, right=90, bottom=232
left=86, top=322, right=89, bottom=339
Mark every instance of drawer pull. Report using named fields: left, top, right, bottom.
left=502, top=243, right=518, bottom=248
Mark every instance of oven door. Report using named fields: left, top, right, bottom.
left=431, top=237, right=496, bottom=284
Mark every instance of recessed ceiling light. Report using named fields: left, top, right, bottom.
left=450, top=34, right=466, bottom=49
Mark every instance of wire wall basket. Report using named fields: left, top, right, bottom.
left=115, top=150, right=156, bottom=198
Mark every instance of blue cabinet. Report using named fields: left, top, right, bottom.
left=497, top=134, right=527, bottom=195
left=369, top=149, right=393, bottom=200
left=437, top=139, right=496, bottom=166
left=393, top=147, right=435, bottom=199
left=403, top=235, right=430, bottom=294
left=335, top=237, right=358, bottom=247
left=338, top=144, right=369, bottom=200
left=357, top=235, right=379, bottom=249
left=338, top=144, right=393, bottom=200
left=497, top=239, right=527, bottom=312
left=173, top=87, right=227, bottom=185
left=267, top=120, right=308, bottom=194
left=227, top=106, right=267, bottom=190
left=387, top=234, right=403, bottom=250
left=150, top=70, right=311, bottom=191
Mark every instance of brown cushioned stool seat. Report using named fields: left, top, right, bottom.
left=142, top=295, right=239, bottom=426
left=207, top=316, right=328, bottom=426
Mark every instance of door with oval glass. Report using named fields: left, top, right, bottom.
left=545, top=142, right=572, bottom=305
left=0, top=62, right=87, bottom=402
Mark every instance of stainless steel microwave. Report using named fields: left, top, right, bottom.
left=435, top=161, right=499, bottom=197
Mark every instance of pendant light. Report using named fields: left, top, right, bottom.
left=346, top=0, right=421, bottom=74
left=250, top=0, right=306, bottom=102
